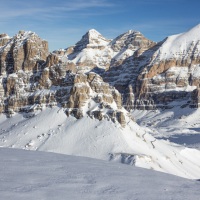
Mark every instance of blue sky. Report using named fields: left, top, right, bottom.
left=0, top=0, right=200, bottom=51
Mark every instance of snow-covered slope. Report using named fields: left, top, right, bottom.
left=1, top=106, right=200, bottom=179
left=1, top=148, right=200, bottom=200
left=132, top=105, right=200, bottom=150
left=151, top=24, right=200, bottom=62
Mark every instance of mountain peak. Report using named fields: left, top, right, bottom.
left=87, top=29, right=102, bottom=37
left=85, top=29, right=107, bottom=42
left=125, top=30, right=141, bottom=35
left=111, top=29, right=146, bottom=45
left=0, top=33, right=10, bottom=39
left=15, top=30, right=37, bottom=40
left=0, top=33, right=11, bottom=47
left=82, top=28, right=109, bottom=43
left=111, top=29, right=155, bottom=52
left=74, top=29, right=110, bottom=52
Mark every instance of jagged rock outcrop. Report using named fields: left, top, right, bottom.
left=0, top=31, right=57, bottom=113
left=65, top=72, right=125, bottom=126
left=46, top=53, right=60, bottom=67
left=0, top=30, right=48, bottom=74
left=68, top=73, right=90, bottom=109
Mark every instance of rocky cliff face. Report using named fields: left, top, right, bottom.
left=0, top=30, right=48, bottom=74
left=100, top=25, right=200, bottom=110
left=48, top=29, right=156, bottom=111
left=0, top=31, right=49, bottom=114
left=65, top=72, right=127, bottom=127
left=0, top=30, right=128, bottom=127
left=1, top=25, right=200, bottom=122
left=133, top=24, right=200, bottom=109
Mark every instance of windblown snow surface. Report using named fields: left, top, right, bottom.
left=0, top=148, right=200, bottom=200
left=1, top=106, right=200, bottom=179
left=150, top=24, right=200, bottom=62
left=132, top=103, right=200, bottom=150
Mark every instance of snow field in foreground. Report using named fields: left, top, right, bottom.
left=1, top=148, right=200, bottom=200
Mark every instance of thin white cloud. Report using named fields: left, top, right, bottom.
left=0, top=0, right=114, bottom=20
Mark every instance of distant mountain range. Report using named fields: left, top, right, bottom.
left=1, top=25, right=200, bottom=179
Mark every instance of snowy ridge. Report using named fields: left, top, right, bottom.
left=151, top=24, right=200, bottom=62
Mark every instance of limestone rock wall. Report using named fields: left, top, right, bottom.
left=2, top=27, right=200, bottom=118
left=0, top=31, right=48, bottom=74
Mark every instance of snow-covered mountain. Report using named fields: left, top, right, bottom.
left=2, top=25, right=200, bottom=113
left=132, top=24, right=200, bottom=109
left=1, top=25, right=200, bottom=180
left=98, top=24, right=200, bottom=110
left=48, top=24, right=200, bottom=110
left=52, top=28, right=155, bottom=74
